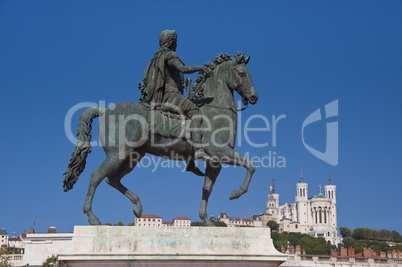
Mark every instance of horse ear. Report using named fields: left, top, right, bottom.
left=236, top=54, right=245, bottom=64
left=245, top=55, right=250, bottom=64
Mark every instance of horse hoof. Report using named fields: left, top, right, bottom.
left=88, top=216, right=101, bottom=225
left=229, top=190, right=241, bottom=200
left=133, top=205, right=143, bottom=218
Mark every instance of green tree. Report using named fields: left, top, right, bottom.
left=352, top=228, right=365, bottom=240
left=116, top=221, right=124, bottom=226
left=339, top=227, right=352, bottom=238
left=267, top=220, right=279, bottom=231
left=390, top=230, right=402, bottom=242
left=213, top=221, right=227, bottom=227
left=0, top=248, right=12, bottom=267
left=104, top=223, right=113, bottom=226
left=42, top=254, right=58, bottom=267
left=379, top=229, right=391, bottom=241
left=191, top=221, right=205, bottom=226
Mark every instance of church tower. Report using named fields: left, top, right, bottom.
left=324, top=170, right=337, bottom=230
left=266, top=179, right=280, bottom=222
left=295, top=168, right=308, bottom=227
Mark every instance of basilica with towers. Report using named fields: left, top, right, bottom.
left=261, top=169, right=342, bottom=245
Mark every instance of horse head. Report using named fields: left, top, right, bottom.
left=227, top=52, right=259, bottom=105
left=192, top=52, right=258, bottom=108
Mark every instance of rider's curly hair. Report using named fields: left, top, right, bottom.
left=159, top=30, right=177, bottom=48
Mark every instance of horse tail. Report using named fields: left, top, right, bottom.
left=63, top=107, right=106, bottom=192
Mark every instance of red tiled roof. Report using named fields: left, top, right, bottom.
left=140, top=215, right=162, bottom=218
left=162, top=222, right=171, bottom=224
left=174, top=217, right=191, bottom=220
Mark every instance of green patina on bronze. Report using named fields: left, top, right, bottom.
left=63, top=30, right=259, bottom=226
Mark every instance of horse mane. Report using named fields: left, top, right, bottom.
left=190, top=51, right=247, bottom=106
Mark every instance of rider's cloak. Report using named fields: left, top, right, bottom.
left=139, top=47, right=179, bottom=104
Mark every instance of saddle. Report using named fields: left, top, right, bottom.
left=139, top=102, right=191, bottom=140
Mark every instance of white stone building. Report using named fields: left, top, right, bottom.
left=0, top=228, right=8, bottom=247
left=8, top=232, right=22, bottom=249
left=217, top=212, right=260, bottom=227
left=172, top=217, right=191, bottom=227
left=134, top=215, right=163, bottom=227
left=264, top=170, right=341, bottom=245
left=23, top=227, right=73, bottom=266
left=134, top=215, right=191, bottom=227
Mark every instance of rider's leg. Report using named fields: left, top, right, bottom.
left=188, top=110, right=212, bottom=161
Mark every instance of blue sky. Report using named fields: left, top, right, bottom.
left=1, top=1, right=401, bottom=235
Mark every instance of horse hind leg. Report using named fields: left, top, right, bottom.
left=199, top=162, right=222, bottom=226
left=83, top=156, right=125, bottom=225
left=106, top=152, right=144, bottom=219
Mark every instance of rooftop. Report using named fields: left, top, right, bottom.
left=174, top=217, right=190, bottom=220
left=140, top=215, right=162, bottom=219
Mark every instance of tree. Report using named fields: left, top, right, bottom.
left=213, top=221, right=227, bottom=227
left=42, top=254, right=58, bottom=267
left=352, top=228, right=365, bottom=240
left=267, top=220, right=279, bottom=231
left=116, top=221, right=124, bottom=226
left=379, top=229, right=391, bottom=241
left=191, top=221, right=205, bottom=226
left=0, top=248, right=12, bottom=267
left=391, top=230, right=402, bottom=242
left=339, top=227, right=352, bottom=238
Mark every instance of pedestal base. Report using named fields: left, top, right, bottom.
left=58, top=226, right=287, bottom=266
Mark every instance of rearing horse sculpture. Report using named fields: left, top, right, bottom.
left=63, top=52, right=259, bottom=226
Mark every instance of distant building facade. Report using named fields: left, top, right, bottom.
left=0, top=228, right=8, bottom=247
left=217, top=212, right=261, bottom=227
left=134, top=215, right=191, bottom=227
left=134, top=215, right=163, bottom=227
left=263, top=170, right=341, bottom=245
left=172, top=217, right=191, bottom=227
left=8, top=232, right=22, bottom=249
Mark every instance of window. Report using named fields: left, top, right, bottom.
left=295, top=225, right=298, bottom=228
left=315, top=210, right=317, bottom=224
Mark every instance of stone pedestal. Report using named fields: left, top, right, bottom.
left=58, top=226, right=287, bottom=266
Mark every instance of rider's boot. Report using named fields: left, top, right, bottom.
left=190, top=114, right=213, bottom=162
left=185, top=160, right=205, bottom=176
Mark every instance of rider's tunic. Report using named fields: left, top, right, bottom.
left=140, top=47, right=198, bottom=115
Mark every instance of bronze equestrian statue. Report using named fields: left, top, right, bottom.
left=63, top=30, right=259, bottom=226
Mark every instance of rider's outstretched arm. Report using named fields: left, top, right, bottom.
left=169, top=58, right=209, bottom=74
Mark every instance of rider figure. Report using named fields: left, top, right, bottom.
left=139, top=30, right=211, bottom=173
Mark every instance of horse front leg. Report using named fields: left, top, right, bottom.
left=199, top=162, right=222, bottom=226
left=217, top=147, right=255, bottom=200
